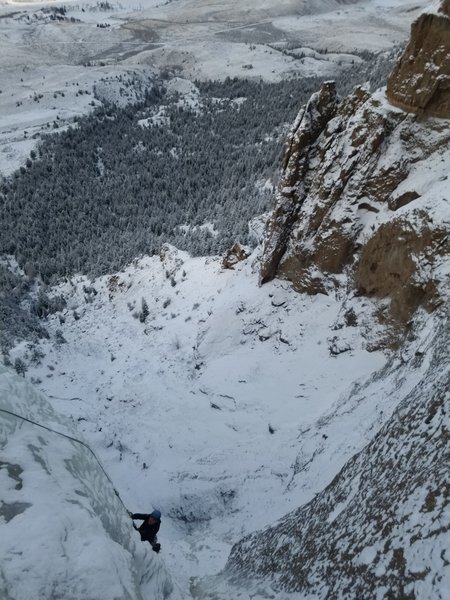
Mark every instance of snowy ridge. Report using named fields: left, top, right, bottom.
left=260, top=78, right=450, bottom=331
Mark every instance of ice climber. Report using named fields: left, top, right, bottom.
left=129, top=509, right=162, bottom=553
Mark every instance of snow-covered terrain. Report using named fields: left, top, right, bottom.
left=0, top=0, right=421, bottom=174
left=6, top=244, right=402, bottom=596
left=7, top=234, right=449, bottom=598
left=1, top=0, right=449, bottom=598
left=202, top=304, right=450, bottom=599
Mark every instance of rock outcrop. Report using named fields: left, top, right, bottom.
left=259, top=81, right=339, bottom=285
left=222, top=242, right=250, bottom=269
left=260, top=2, right=450, bottom=330
left=355, top=214, right=448, bottom=324
left=386, top=0, right=450, bottom=118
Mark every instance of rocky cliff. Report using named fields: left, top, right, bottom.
left=260, top=0, right=450, bottom=337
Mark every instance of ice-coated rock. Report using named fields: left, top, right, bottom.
left=0, top=365, right=174, bottom=600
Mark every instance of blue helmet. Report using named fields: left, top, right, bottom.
left=150, top=509, right=161, bottom=520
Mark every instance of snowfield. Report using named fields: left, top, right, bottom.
left=12, top=243, right=395, bottom=597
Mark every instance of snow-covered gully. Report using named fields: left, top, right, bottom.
left=4, top=242, right=449, bottom=598
left=8, top=246, right=421, bottom=597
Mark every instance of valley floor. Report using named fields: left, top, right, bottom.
left=0, top=0, right=419, bottom=174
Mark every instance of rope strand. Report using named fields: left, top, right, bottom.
left=0, top=406, right=129, bottom=512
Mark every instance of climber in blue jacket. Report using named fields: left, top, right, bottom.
left=129, top=509, right=161, bottom=553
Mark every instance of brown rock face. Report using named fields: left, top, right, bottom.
left=355, top=214, right=449, bottom=323
left=386, top=2, right=450, bottom=118
left=222, top=242, right=250, bottom=269
left=260, top=79, right=450, bottom=327
left=260, top=86, right=415, bottom=296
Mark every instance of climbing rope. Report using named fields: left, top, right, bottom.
left=0, top=406, right=129, bottom=512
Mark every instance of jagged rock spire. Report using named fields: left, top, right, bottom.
left=259, top=81, right=338, bottom=284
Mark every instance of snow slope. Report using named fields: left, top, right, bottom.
left=10, top=234, right=449, bottom=598
left=210, top=309, right=450, bottom=600
left=10, top=243, right=402, bottom=596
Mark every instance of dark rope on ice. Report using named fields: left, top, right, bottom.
left=0, top=407, right=129, bottom=512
